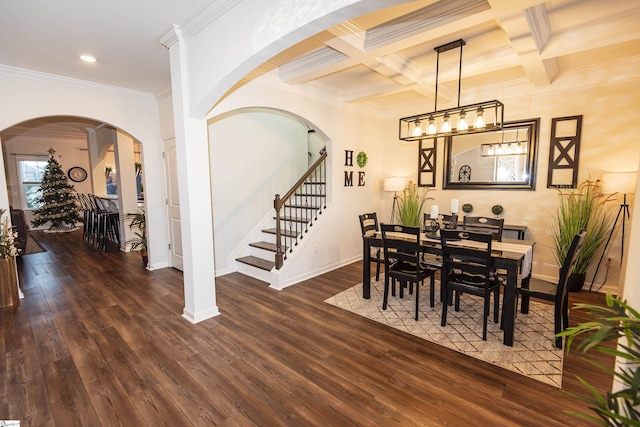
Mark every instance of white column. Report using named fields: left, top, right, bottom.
left=168, top=26, right=218, bottom=323
left=114, top=131, right=139, bottom=249
left=86, top=129, right=105, bottom=195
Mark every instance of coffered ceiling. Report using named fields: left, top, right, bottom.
left=1, top=0, right=639, bottom=137
left=260, top=0, right=640, bottom=115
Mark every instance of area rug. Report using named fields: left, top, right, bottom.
left=325, top=278, right=563, bottom=388
left=23, top=234, right=46, bottom=255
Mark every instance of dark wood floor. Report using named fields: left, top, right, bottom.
left=1, top=230, right=613, bottom=426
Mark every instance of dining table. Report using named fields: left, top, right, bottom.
left=362, top=231, right=534, bottom=347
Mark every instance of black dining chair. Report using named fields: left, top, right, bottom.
left=440, top=229, right=503, bottom=340
left=381, top=223, right=437, bottom=321
left=518, top=230, right=586, bottom=349
left=359, top=213, right=383, bottom=281
left=463, top=216, right=504, bottom=241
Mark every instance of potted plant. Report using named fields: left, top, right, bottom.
left=0, top=208, right=20, bottom=307
left=125, top=208, right=148, bottom=268
left=550, top=179, right=615, bottom=292
left=559, top=294, right=640, bottom=425
left=491, top=204, right=504, bottom=217
left=395, top=181, right=433, bottom=227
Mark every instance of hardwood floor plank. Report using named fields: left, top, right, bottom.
left=90, top=327, right=158, bottom=397
left=2, top=230, right=616, bottom=426
left=42, top=357, right=101, bottom=426
left=83, top=373, right=147, bottom=426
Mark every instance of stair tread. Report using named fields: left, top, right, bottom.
left=275, top=216, right=308, bottom=223
left=237, top=256, right=274, bottom=271
left=249, top=241, right=287, bottom=252
left=284, top=204, right=320, bottom=209
left=263, top=228, right=299, bottom=238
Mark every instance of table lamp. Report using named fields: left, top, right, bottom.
left=384, top=177, right=406, bottom=224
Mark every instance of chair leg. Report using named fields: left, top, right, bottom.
left=483, top=297, right=490, bottom=340
left=520, top=276, right=531, bottom=314
left=493, top=287, right=500, bottom=323
left=441, top=287, right=450, bottom=327
left=555, top=297, right=564, bottom=349
left=382, top=276, right=390, bottom=310
left=375, top=261, right=381, bottom=282
left=429, top=274, right=435, bottom=308
left=414, top=280, right=420, bottom=321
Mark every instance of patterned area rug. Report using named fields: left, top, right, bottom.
left=23, top=234, right=46, bottom=255
left=325, top=278, right=563, bottom=388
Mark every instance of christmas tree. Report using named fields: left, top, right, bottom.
left=31, top=148, right=82, bottom=232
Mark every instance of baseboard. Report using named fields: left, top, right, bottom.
left=148, top=261, right=169, bottom=271
left=182, top=306, right=220, bottom=324
left=272, top=255, right=361, bottom=290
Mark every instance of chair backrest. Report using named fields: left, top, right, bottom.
left=380, top=223, right=422, bottom=274
left=75, top=193, right=88, bottom=210
left=359, top=213, right=379, bottom=237
left=440, top=229, right=493, bottom=286
left=463, top=216, right=504, bottom=241
left=557, top=230, right=587, bottom=304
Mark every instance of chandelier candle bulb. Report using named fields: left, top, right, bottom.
left=450, top=199, right=459, bottom=214
left=430, top=205, right=439, bottom=219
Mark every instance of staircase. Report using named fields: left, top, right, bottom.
left=236, top=149, right=327, bottom=284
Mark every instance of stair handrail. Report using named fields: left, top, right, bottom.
left=274, top=147, right=327, bottom=269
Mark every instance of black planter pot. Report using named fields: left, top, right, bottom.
left=567, top=272, right=586, bottom=292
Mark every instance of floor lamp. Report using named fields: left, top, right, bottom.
left=384, top=177, right=406, bottom=224
left=591, top=172, right=637, bottom=291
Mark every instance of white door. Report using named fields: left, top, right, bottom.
left=164, top=138, right=183, bottom=270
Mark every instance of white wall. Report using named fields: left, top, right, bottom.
left=2, top=136, right=91, bottom=201
left=0, top=66, right=169, bottom=268
left=209, top=111, right=309, bottom=274
left=382, top=57, right=640, bottom=293
left=208, top=76, right=385, bottom=283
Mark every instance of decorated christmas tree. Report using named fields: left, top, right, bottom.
left=31, top=148, right=82, bottom=232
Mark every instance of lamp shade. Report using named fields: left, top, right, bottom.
left=384, top=177, right=406, bottom=192
left=603, top=172, right=638, bottom=195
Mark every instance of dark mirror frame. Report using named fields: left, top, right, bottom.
left=443, top=118, right=540, bottom=190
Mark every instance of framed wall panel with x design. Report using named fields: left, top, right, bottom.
left=418, top=138, right=438, bottom=187
left=547, top=115, right=582, bottom=188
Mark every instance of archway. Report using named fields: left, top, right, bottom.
left=206, top=107, right=331, bottom=276
left=1, top=116, right=144, bottom=255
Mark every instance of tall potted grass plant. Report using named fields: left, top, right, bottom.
left=550, top=179, right=615, bottom=291
left=395, top=181, right=433, bottom=227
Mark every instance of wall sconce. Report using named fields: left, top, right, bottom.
left=399, top=39, right=504, bottom=142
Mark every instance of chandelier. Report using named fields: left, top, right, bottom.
left=399, top=39, right=504, bottom=141
left=480, top=128, right=528, bottom=157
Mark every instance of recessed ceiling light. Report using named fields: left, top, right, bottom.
left=80, top=54, right=97, bottom=63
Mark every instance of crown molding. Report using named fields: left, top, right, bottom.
left=0, top=65, right=155, bottom=101
left=157, top=24, right=184, bottom=49
left=157, top=0, right=242, bottom=48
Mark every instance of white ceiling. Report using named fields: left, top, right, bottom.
left=2, top=0, right=640, bottom=137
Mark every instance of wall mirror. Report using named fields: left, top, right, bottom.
left=443, top=118, right=539, bottom=190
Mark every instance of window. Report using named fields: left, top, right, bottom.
left=17, top=157, right=48, bottom=209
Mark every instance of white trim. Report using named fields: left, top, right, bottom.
left=0, top=64, right=156, bottom=100
left=182, top=306, right=220, bottom=324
